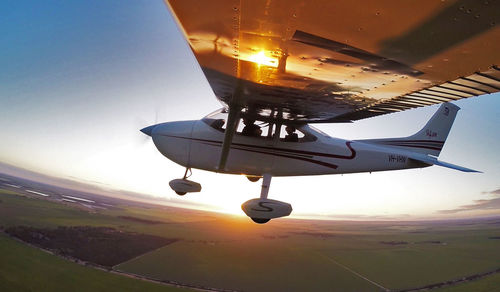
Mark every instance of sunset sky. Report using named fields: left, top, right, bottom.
left=1, top=0, right=499, bottom=220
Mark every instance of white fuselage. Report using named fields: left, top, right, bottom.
left=150, top=120, right=428, bottom=176
left=141, top=103, right=473, bottom=223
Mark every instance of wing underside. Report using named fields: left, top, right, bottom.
left=165, top=0, right=500, bottom=123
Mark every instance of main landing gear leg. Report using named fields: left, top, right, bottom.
left=260, top=174, right=272, bottom=199
left=169, top=168, right=201, bottom=196
left=249, top=174, right=273, bottom=224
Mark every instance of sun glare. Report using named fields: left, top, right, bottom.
left=248, top=50, right=278, bottom=67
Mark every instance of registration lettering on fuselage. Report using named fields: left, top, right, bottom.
left=388, top=154, right=407, bottom=163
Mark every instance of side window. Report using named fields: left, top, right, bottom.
left=237, top=119, right=271, bottom=139
left=279, top=126, right=316, bottom=143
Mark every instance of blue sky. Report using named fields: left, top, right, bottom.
left=1, top=0, right=499, bottom=219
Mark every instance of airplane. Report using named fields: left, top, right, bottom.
left=142, top=0, right=500, bottom=223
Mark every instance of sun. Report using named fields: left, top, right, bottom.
left=248, top=50, right=278, bottom=67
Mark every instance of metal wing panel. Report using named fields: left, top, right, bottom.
left=165, top=0, right=500, bottom=122
left=330, top=67, right=500, bottom=122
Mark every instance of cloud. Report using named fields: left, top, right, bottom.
left=438, top=188, right=500, bottom=214
left=488, top=188, right=500, bottom=195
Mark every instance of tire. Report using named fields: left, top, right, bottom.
left=251, top=217, right=270, bottom=224
left=246, top=176, right=261, bottom=182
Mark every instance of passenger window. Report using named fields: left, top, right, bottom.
left=279, top=126, right=304, bottom=142
left=237, top=119, right=271, bottom=138
left=279, top=126, right=317, bottom=143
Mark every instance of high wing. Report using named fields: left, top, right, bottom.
left=165, top=0, right=500, bottom=123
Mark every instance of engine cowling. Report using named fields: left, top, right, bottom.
left=241, top=198, right=292, bottom=220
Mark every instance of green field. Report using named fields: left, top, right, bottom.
left=0, top=232, right=186, bottom=292
left=438, top=273, right=500, bottom=292
left=115, top=223, right=500, bottom=291
left=1, top=189, right=500, bottom=292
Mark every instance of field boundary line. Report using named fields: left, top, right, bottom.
left=317, top=252, right=390, bottom=291
left=398, top=267, right=500, bottom=292
left=112, top=239, right=181, bottom=269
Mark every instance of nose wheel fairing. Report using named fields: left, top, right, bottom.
left=168, top=179, right=201, bottom=195
left=169, top=168, right=202, bottom=196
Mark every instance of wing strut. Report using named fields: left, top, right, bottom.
left=217, top=101, right=242, bottom=171
left=217, top=55, right=246, bottom=171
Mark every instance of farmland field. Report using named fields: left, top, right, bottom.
left=438, top=273, right=500, bottom=292
left=116, top=220, right=500, bottom=291
left=1, top=187, right=499, bottom=292
left=0, top=232, right=186, bottom=292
